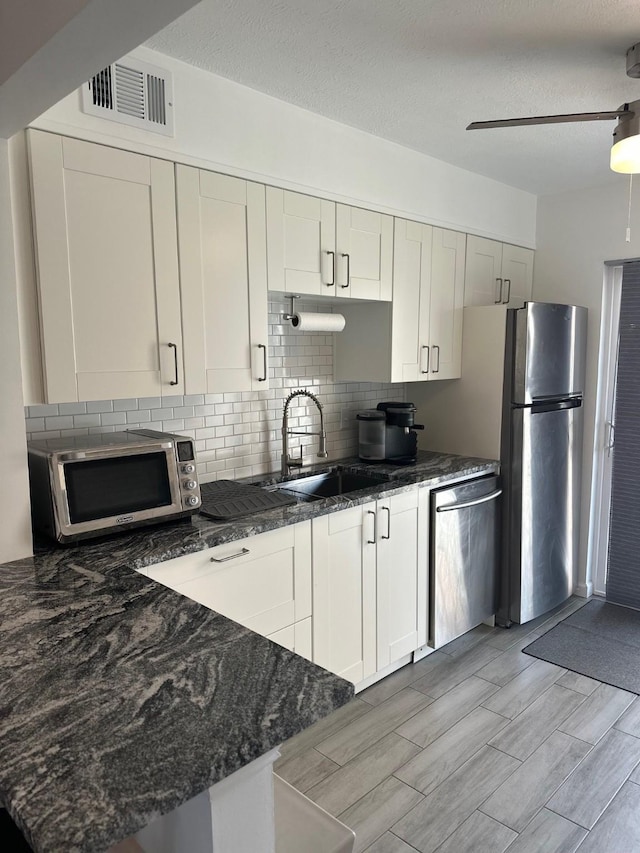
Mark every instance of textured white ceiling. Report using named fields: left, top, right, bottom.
left=146, top=0, right=640, bottom=195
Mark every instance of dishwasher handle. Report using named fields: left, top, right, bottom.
left=436, top=489, right=502, bottom=512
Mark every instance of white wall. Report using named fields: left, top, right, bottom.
left=32, top=46, right=537, bottom=248
left=0, top=139, right=33, bottom=561
left=534, top=177, right=640, bottom=595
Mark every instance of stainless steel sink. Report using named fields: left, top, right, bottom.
left=271, top=469, right=389, bottom=501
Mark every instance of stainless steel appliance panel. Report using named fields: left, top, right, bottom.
left=507, top=402, right=582, bottom=623
left=511, top=303, right=587, bottom=404
left=430, top=475, right=501, bottom=648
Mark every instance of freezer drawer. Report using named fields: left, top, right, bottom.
left=430, top=475, right=501, bottom=648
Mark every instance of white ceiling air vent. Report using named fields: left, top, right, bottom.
left=81, top=56, right=174, bottom=137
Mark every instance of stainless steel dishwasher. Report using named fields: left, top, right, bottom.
left=430, top=474, right=502, bottom=648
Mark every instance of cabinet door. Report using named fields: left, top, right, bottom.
left=27, top=130, right=183, bottom=402
left=428, top=228, right=466, bottom=381
left=376, top=488, right=428, bottom=668
left=312, top=504, right=377, bottom=683
left=177, top=167, right=269, bottom=393
left=336, top=205, right=393, bottom=301
left=146, top=522, right=312, bottom=637
left=391, top=218, right=433, bottom=382
left=463, top=235, right=503, bottom=307
left=501, top=244, right=534, bottom=306
left=266, top=188, right=336, bottom=296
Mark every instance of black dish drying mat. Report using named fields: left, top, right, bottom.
left=523, top=599, right=640, bottom=695
left=199, top=480, right=297, bottom=521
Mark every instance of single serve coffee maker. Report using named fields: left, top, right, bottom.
left=357, top=402, right=424, bottom=464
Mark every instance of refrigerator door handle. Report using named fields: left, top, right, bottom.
left=436, top=489, right=502, bottom=512
left=494, top=277, right=503, bottom=304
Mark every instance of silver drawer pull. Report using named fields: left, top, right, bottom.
left=210, top=547, right=250, bottom=563
left=436, top=489, right=502, bottom=512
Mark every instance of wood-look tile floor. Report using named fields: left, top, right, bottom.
left=275, top=597, right=640, bottom=853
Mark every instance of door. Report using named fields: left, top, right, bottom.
left=312, top=503, right=377, bottom=683
left=464, top=235, right=503, bottom=307
left=391, top=218, right=433, bottom=382
left=177, top=166, right=269, bottom=393
left=508, top=403, right=582, bottom=623
left=28, top=130, right=183, bottom=402
left=428, top=227, right=466, bottom=380
left=511, top=302, right=588, bottom=404
left=501, top=244, right=534, bottom=306
left=266, top=188, right=336, bottom=296
left=336, top=204, right=393, bottom=301
left=376, top=488, right=428, bottom=668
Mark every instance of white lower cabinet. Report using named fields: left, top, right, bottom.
left=143, top=522, right=311, bottom=643
left=141, top=489, right=430, bottom=686
left=312, top=487, right=428, bottom=685
left=312, top=503, right=377, bottom=684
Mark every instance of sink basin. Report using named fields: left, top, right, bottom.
left=272, top=469, right=389, bottom=501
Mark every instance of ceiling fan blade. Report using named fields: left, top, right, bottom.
left=467, top=109, right=629, bottom=130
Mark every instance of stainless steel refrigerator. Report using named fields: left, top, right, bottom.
left=412, top=301, right=588, bottom=626
left=499, top=302, right=587, bottom=625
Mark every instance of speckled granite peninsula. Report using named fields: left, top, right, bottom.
left=0, top=451, right=497, bottom=852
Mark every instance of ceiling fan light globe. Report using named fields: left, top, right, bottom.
left=610, top=135, right=640, bottom=173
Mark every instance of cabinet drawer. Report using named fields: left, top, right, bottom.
left=145, top=522, right=311, bottom=636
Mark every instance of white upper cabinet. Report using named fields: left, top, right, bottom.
left=464, top=235, right=534, bottom=307
left=428, top=227, right=466, bottom=380
left=266, top=188, right=393, bottom=301
left=334, top=220, right=465, bottom=383
left=335, top=204, right=393, bottom=300
left=28, top=130, right=184, bottom=402
left=176, top=167, right=269, bottom=393
left=266, top=188, right=336, bottom=297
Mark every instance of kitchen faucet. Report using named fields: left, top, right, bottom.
left=281, top=390, right=327, bottom=476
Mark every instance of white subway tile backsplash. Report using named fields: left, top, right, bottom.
left=113, top=399, right=138, bottom=411
left=86, top=400, right=114, bottom=414
left=58, top=402, right=87, bottom=416
left=100, top=412, right=128, bottom=426
left=74, top=414, right=102, bottom=428
left=45, top=416, right=75, bottom=430
left=24, top=297, right=406, bottom=482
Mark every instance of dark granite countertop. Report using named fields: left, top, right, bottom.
left=36, top=451, right=497, bottom=575
left=0, top=557, right=353, bottom=852
left=0, top=450, right=496, bottom=852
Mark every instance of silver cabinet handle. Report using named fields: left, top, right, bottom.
left=502, top=279, right=511, bottom=303
left=258, top=344, right=267, bottom=382
left=494, top=277, right=503, bottom=304
left=381, top=506, right=391, bottom=540
left=421, top=345, right=430, bottom=374
left=341, top=253, right=350, bottom=288
left=436, top=489, right=502, bottom=512
left=325, top=250, right=335, bottom=287
left=168, top=342, right=179, bottom=386
left=210, top=547, right=250, bottom=563
left=367, top=509, right=377, bottom=544
left=432, top=345, right=440, bottom=374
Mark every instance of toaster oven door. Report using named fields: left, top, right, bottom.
left=53, top=445, right=183, bottom=540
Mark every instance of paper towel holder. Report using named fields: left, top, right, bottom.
left=282, top=295, right=301, bottom=322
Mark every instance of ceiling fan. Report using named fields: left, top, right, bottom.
left=467, top=42, right=640, bottom=173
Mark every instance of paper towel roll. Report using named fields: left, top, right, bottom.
left=291, top=312, right=346, bottom=332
